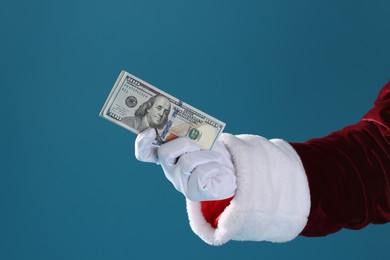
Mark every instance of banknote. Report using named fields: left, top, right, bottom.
left=99, top=70, right=226, bottom=150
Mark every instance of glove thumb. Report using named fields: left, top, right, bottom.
left=135, top=128, right=159, bottom=163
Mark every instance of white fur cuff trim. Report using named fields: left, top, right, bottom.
left=186, top=133, right=311, bottom=246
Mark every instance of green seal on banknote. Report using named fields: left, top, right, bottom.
left=188, top=128, right=202, bottom=141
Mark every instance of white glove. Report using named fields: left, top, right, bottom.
left=135, top=128, right=237, bottom=201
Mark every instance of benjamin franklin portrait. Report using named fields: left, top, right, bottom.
left=122, top=94, right=171, bottom=133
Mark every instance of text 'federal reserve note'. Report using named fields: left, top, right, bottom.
left=99, top=70, right=226, bottom=150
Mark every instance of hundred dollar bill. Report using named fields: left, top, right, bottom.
left=99, top=70, right=226, bottom=150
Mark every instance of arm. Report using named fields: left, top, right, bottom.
left=135, top=80, right=390, bottom=246
left=199, top=80, right=390, bottom=243
left=293, top=82, right=390, bottom=236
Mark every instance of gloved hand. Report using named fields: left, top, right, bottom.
left=135, top=128, right=237, bottom=201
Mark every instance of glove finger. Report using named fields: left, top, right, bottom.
left=187, top=162, right=236, bottom=201
left=158, top=137, right=200, bottom=165
left=135, top=128, right=159, bottom=163
left=177, top=150, right=220, bottom=175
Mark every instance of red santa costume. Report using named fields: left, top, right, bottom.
left=187, top=81, right=390, bottom=245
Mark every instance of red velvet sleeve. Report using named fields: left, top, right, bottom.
left=201, top=81, right=390, bottom=235
left=291, top=81, right=390, bottom=236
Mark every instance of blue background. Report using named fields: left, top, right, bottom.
left=1, top=0, right=389, bottom=259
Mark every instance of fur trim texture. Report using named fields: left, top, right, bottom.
left=186, top=133, right=311, bottom=245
